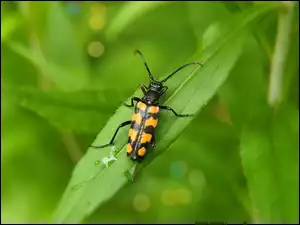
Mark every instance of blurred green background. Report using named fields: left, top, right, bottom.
left=1, top=1, right=299, bottom=223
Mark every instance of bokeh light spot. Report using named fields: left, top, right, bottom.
left=89, top=15, right=105, bottom=31
left=88, top=41, right=105, bottom=58
left=133, top=193, right=151, bottom=212
left=170, top=160, right=188, bottom=179
left=174, top=188, right=191, bottom=205
left=91, top=3, right=107, bottom=15
left=161, top=188, right=191, bottom=206
left=89, top=3, right=107, bottom=31
left=161, top=189, right=175, bottom=206
left=66, top=2, right=81, bottom=15
left=188, top=170, right=206, bottom=189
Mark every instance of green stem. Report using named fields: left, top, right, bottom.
left=268, top=1, right=295, bottom=107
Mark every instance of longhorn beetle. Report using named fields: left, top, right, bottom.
left=90, top=50, right=202, bottom=180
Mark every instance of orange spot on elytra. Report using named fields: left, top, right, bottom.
left=138, top=147, right=147, bottom=156
left=145, top=117, right=158, bottom=128
left=130, top=129, right=138, bottom=142
left=148, top=106, right=159, bottom=114
left=140, top=132, right=152, bottom=144
left=137, top=102, right=147, bottom=111
left=127, top=144, right=133, bottom=153
left=132, top=113, right=142, bottom=125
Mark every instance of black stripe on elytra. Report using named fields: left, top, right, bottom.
left=143, top=125, right=155, bottom=134
left=129, top=129, right=151, bottom=150
left=128, top=135, right=140, bottom=148
left=130, top=121, right=141, bottom=130
left=145, top=112, right=159, bottom=120
left=128, top=139, right=136, bottom=150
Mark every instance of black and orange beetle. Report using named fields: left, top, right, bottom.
left=91, top=50, right=201, bottom=179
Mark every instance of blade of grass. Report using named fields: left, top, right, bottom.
left=6, top=2, right=89, bottom=92
left=218, top=7, right=298, bottom=221
left=53, top=39, right=245, bottom=223
left=3, top=84, right=122, bottom=133
left=268, top=1, right=296, bottom=106
left=53, top=4, right=279, bottom=223
left=240, top=104, right=299, bottom=223
left=105, top=1, right=170, bottom=40
left=43, top=2, right=88, bottom=76
left=7, top=42, right=87, bottom=92
left=1, top=13, right=21, bottom=42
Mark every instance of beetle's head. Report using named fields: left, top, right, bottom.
left=149, top=80, right=164, bottom=92
left=141, top=81, right=168, bottom=105
left=134, top=49, right=201, bottom=101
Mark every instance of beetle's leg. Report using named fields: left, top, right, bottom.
left=151, top=135, right=156, bottom=148
left=159, top=86, right=168, bottom=96
left=140, top=83, right=148, bottom=95
left=131, top=163, right=139, bottom=184
left=90, top=120, right=131, bottom=148
left=159, top=105, right=194, bottom=117
left=124, top=97, right=141, bottom=108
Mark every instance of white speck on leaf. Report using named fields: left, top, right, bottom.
left=109, top=150, right=117, bottom=160
left=101, top=157, right=110, bottom=168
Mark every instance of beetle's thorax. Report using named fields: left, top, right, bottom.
left=142, top=90, right=159, bottom=105
left=142, top=81, right=164, bottom=105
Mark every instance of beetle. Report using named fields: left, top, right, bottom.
left=90, top=50, right=202, bottom=179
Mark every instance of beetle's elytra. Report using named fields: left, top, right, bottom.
left=90, top=50, right=202, bottom=181
left=127, top=101, right=159, bottom=160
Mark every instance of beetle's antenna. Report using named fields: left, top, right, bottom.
left=160, top=62, right=203, bottom=83
left=134, top=50, right=156, bottom=81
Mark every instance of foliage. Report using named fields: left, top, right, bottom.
left=1, top=1, right=298, bottom=223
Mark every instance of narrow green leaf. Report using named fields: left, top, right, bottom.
left=6, top=2, right=89, bottom=92
left=218, top=32, right=267, bottom=131
left=268, top=1, right=296, bottom=106
left=4, top=85, right=122, bottom=133
left=1, top=14, right=20, bottom=42
left=53, top=4, right=279, bottom=223
left=20, top=101, right=110, bottom=134
left=54, top=26, right=243, bottom=224
left=43, top=2, right=88, bottom=72
left=187, top=1, right=231, bottom=41
left=240, top=105, right=299, bottom=223
left=7, top=42, right=86, bottom=92
left=105, top=1, right=170, bottom=40
left=218, top=15, right=298, bottom=222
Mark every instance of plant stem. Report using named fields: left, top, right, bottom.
left=268, top=1, right=295, bottom=107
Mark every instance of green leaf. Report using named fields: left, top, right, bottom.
left=86, top=111, right=252, bottom=222
left=105, top=1, right=170, bottom=40
left=218, top=32, right=268, bottom=131
left=6, top=2, right=89, bottom=92
left=42, top=2, right=88, bottom=74
left=187, top=1, right=231, bottom=41
left=7, top=42, right=87, bottom=92
left=218, top=11, right=298, bottom=222
left=1, top=13, right=21, bottom=42
left=4, top=84, right=122, bottom=133
left=240, top=104, right=299, bottom=223
left=53, top=4, right=279, bottom=223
